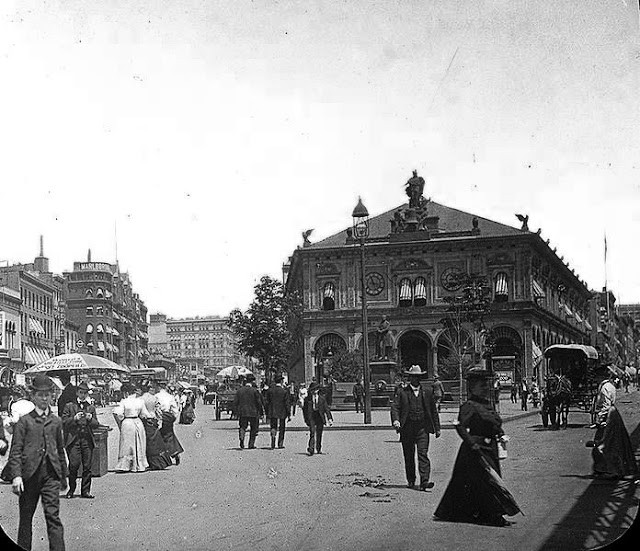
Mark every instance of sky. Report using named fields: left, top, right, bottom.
left=1, top=0, right=639, bottom=317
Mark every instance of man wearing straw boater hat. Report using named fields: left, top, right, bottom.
left=391, top=365, right=441, bottom=491
left=3, top=374, right=68, bottom=551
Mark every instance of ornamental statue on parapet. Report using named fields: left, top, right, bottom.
left=405, top=169, right=428, bottom=209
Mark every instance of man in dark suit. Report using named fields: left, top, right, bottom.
left=57, top=371, right=76, bottom=417
left=61, top=381, right=99, bottom=499
left=265, top=375, right=291, bottom=449
left=391, top=365, right=441, bottom=491
left=303, top=383, right=333, bottom=456
left=3, top=374, right=68, bottom=551
left=352, top=380, right=364, bottom=413
left=232, top=373, right=263, bottom=449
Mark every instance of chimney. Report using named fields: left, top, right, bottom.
left=88, top=249, right=92, bottom=262
left=34, top=235, right=49, bottom=273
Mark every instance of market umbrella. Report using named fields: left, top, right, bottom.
left=24, top=353, right=130, bottom=375
left=215, top=366, right=253, bottom=379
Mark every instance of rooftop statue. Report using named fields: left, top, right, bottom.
left=405, top=170, right=426, bottom=209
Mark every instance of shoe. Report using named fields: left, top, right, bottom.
left=65, top=491, right=74, bottom=499
left=316, top=450, right=323, bottom=454
left=248, top=445, right=256, bottom=449
left=406, top=482, right=416, bottom=489
left=421, top=482, right=435, bottom=491
left=175, top=455, right=181, bottom=465
left=277, top=445, right=285, bottom=449
left=239, top=441, right=245, bottom=449
left=80, top=494, right=95, bottom=499
left=307, top=449, right=314, bottom=456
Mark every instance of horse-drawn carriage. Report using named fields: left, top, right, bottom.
left=541, top=344, right=602, bottom=429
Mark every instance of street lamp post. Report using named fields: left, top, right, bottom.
left=352, top=197, right=371, bottom=424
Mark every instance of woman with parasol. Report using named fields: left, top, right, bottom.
left=434, top=367, right=522, bottom=527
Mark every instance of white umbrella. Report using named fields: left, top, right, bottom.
left=24, top=353, right=130, bottom=375
left=216, top=366, right=253, bottom=379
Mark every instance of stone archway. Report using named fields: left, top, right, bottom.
left=488, top=325, right=524, bottom=384
left=397, top=330, right=433, bottom=376
left=313, top=333, right=347, bottom=382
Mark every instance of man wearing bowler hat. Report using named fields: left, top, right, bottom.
left=61, top=380, right=99, bottom=499
left=3, top=374, right=68, bottom=551
left=391, top=365, right=441, bottom=491
left=233, top=373, right=264, bottom=449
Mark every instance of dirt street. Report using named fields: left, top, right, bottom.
left=1, top=392, right=639, bottom=551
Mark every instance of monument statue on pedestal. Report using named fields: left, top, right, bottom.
left=375, top=315, right=394, bottom=360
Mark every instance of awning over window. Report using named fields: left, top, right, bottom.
left=532, top=279, right=545, bottom=299
left=29, top=318, right=45, bottom=335
left=584, top=320, right=593, bottom=331
left=105, top=326, right=112, bottom=334
left=563, top=304, right=573, bottom=317
left=24, top=345, right=51, bottom=366
left=532, top=342, right=543, bottom=367
left=494, top=272, right=508, bottom=295
left=112, top=311, right=121, bottom=321
left=414, top=277, right=427, bottom=301
left=574, top=312, right=583, bottom=323
left=96, top=324, right=104, bottom=333
left=323, top=282, right=335, bottom=299
left=112, top=328, right=120, bottom=337
left=97, top=341, right=105, bottom=352
left=399, top=278, right=412, bottom=301
left=85, top=324, right=94, bottom=334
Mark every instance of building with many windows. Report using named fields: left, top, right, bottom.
left=64, top=252, right=150, bottom=369
left=285, top=172, right=594, bottom=388
left=149, top=314, right=250, bottom=380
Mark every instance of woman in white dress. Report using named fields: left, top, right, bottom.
left=113, top=383, right=151, bottom=472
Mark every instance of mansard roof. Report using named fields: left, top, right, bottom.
left=307, top=201, right=522, bottom=249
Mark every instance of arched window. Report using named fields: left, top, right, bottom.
left=399, top=278, right=413, bottom=307
left=85, top=324, right=93, bottom=334
left=85, top=288, right=93, bottom=298
left=96, top=288, right=104, bottom=298
left=96, top=324, right=104, bottom=334
left=96, top=305, right=104, bottom=316
left=494, top=272, right=509, bottom=302
left=322, top=282, right=335, bottom=311
left=413, top=277, right=427, bottom=307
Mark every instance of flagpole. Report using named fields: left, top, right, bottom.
left=604, top=233, right=610, bottom=320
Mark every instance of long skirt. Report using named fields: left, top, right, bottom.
left=160, top=412, right=184, bottom=457
left=592, top=407, right=638, bottom=478
left=143, top=418, right=173, bottom=470
left=179, top=403, right=195, bottom=425
left=115, top=418, right=149, bottom=472
left=435, top=441, right=516, bottom=524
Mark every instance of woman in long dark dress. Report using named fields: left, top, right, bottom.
left=434, top=367, right=519, bottom=527
left=591, top=367, right=638, bottom=479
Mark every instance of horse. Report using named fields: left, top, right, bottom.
left=546, top=374, right=573, bottom=430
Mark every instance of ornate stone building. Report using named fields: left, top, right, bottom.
left=284, top=172, right=592, bottom=389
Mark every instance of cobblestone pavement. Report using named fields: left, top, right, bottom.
left=1, top=392, right=639, bottom=551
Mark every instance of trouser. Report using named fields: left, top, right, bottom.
left=290, top=397, right=297, bottom=415
left=400, top=421, right=431, bottom=485
left=67, top=437, right=94, bottom=496
left=239, top=417, right=259, bottom=447
left=18, top=459, right=65, bottom=551
left=307, top=416, right=324, bottom=454
left=521, top=393, right=528, bottom=411
left=354, top=397, right=363, bottom=413
left=270, top=418, right=287, bottom=447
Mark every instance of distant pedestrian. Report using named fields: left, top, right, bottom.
left=352, top=380, right=364, bottom=413
left=391, top=365, right=441, bottom=491
left=510, top=384, right=518, bottom=404
left=288, top=383, right=298, bottom=415
left=3, top=374, right=68, bottom=551
left=303, top=383, right=333, bottom=456
left=233, top=373, right=264, bottom=449
left=530, top=378, right=540, bottom=408
left=298, top=383, right=308, bottom=410
left=431, top=376, right=444, bottom=413
left=265, top=375, right=291, bottom=449
left=61, top=381, right=99, bottom=499
left=179, top=390, right=196, bottom=424
left=323, top=376, right=336, bottom=407
left=519, top=380, right=528, bottom=411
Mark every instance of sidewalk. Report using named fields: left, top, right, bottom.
left=284, top=397, right=539, bottom=431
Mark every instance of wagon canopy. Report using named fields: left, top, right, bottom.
left=543, top=344, right=598, bottom=360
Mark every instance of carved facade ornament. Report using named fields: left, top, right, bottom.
left=486, top=253, right=514, bottom=266
left=315, top=262, right=339, bottom=276
left=392, top=258, right=432, bottom=272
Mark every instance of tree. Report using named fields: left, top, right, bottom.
left=228, top=275, right=302, bottom=383
left=440, top=272, right=492, bottom=405
left=326, top=349, right=363, bottom=382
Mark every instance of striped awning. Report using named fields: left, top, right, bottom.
left=24, top=345, right=52, bottom=366
left=29, top=318, right=46, bottom=335
left=112, top=311, right=120, bottom=321
left=574, top=312, right=583, bottom=323
left=532, top=342, right=543, bottom=367
left=532, top=279, right=545, bottom=299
